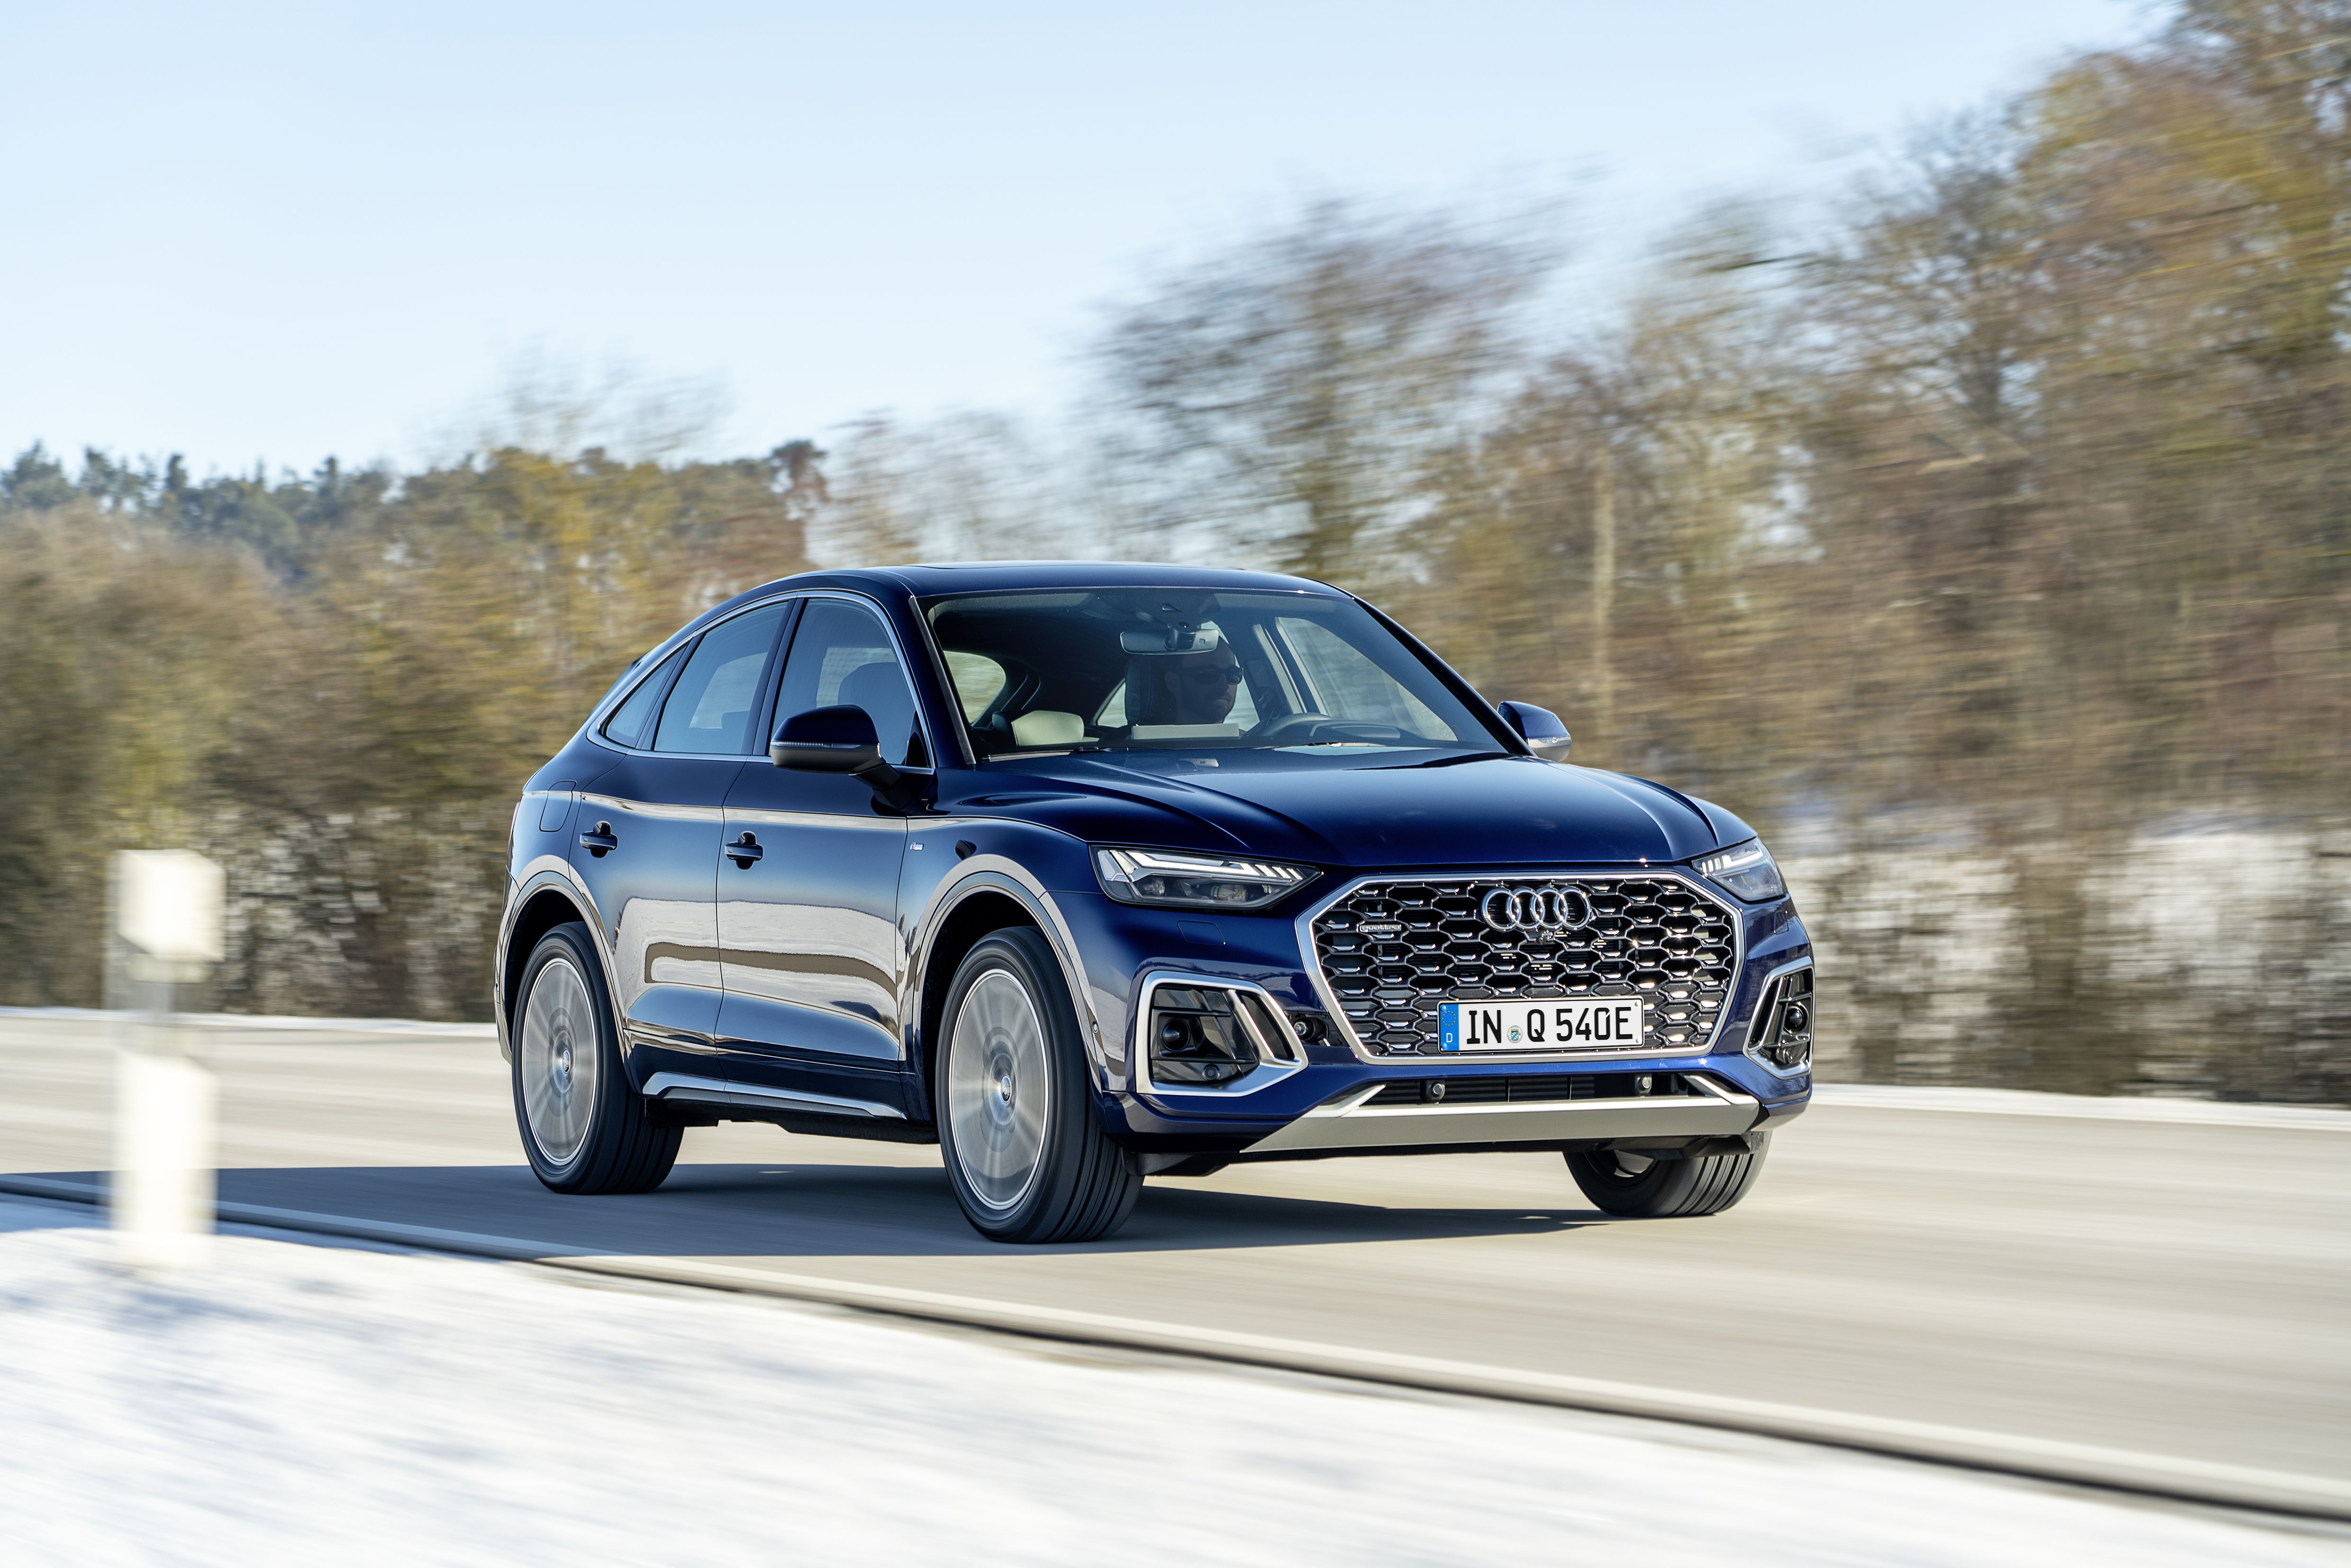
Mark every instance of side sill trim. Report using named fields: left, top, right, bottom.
left=641, top=1070, right=906, bottom=1121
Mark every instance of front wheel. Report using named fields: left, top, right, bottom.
left=1565, top=1135, right=1768, bottom=1218
left=512, top=921, right=680, bottom=1195
left=935, top=928, right=1141, bottom=1243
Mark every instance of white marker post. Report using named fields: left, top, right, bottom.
left=110, top=851, right=225, bottom=1268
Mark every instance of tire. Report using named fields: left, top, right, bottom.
left=511, top=921, right=681, bottom=1195
left=935, top=928, right=1141, bottom=1243
left=1565, top=1134, right=1769, bottom=1219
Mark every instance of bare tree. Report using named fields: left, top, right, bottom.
left=1094, top=197, right=1557, bottom=588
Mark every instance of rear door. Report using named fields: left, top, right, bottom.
left=570, top=602, right=790, bottom=1077
left=716, top=595, right=920, bottom=1094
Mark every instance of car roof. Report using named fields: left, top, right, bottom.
left=725, top=561, right=1347, bottom=606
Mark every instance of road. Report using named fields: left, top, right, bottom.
left=4, top=1012, right=2347, bottom=1506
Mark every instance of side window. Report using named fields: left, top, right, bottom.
left=774, top=599, right=923, bottom=767
left=601, top=645, right=689, bottom=749
left=651, top=603, right=790, bottom=754
left=941, top=651, right=1008, bottom=721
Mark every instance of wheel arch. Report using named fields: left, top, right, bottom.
left=500, top=885, right=596, bottom=1061
left=914, top=888, right=1040, bottom=1118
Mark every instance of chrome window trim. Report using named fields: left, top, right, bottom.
left=1743, top=956, right=1815, bottom=1079
left=1131, top=970, right=1310, bottom=1100
left=585, top=589, right=943, bottom=770
left=584, top=591, right=792, bottom=761
left=1291, top=868, right=1749, bottom=1067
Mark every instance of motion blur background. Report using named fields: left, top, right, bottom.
left=2, top=0, right=2344, bottom=1105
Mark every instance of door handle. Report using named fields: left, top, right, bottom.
left=725, top=831, right=763, bottom=867
left=578, top=822, right=618, bottom=857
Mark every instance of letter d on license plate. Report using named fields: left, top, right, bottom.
left=1439, top=998, right=1645, bottom=1051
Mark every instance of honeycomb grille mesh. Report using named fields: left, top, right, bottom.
left=1310, top=876, right=1739, bottom=1057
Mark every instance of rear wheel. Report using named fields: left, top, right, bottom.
left=935, top=928, right=1141, bottom=1242
left=1565, top=1136, right=1768, bottom=1219
left=512, top=921, right=680, bottom=1195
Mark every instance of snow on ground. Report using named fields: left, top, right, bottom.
left=0, top=1201, right=2340, bottom=1568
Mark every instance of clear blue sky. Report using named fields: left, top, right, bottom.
left=3, top=0, right=2148, bottom=474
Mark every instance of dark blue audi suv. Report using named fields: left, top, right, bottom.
left=495, top=564, right=1813, bottom=1242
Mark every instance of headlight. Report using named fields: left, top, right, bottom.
left=1695, top=838, right=1786, bottom=901
left=1092, top=847, right=1316, bottom=910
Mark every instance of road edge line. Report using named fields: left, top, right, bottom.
left=3, top=1172, right=2345, bottom=1524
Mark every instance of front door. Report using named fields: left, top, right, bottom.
left=717, top=596, right=921, bottom=1089
left=571, top=601, right=790, bottom=1079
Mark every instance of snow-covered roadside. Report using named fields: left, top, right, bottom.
left=0, top=1201, right=2336, bottom=1568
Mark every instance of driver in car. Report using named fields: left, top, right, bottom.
left=1134, top=634, right=1246, bottom=726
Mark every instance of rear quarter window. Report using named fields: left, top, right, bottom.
left=600, top=645, right=689, bottom=749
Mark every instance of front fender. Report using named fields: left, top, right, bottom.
left=901, top=830, right=1115, bottom=1088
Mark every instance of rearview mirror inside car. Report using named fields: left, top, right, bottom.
left=1119, top=625, right=1223, bottom=654
left=1496, top=700, right=1572, bottom=761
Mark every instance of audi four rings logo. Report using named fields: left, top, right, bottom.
left=1479, top=885, right=1592, bottom=932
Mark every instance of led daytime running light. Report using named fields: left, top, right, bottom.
left=1694, top=838, right=1786, bottom=902
left=1093, top=847, right=1315, bottom=911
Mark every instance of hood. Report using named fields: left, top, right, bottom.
left=945, top=753, right=1727, bottom=868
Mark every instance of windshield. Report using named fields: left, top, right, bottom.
left=920, top=588, right=1505, bottom=764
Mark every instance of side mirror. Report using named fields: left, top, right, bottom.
left=1496, top=700, right=1572, bottom=761
left=772, top=705, right=920, bottom=809
left=772, top=704, right=882, bottom=771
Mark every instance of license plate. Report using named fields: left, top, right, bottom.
left=1438, top=998, right=1645, bottom=1052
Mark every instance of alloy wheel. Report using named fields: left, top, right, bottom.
left=519, top=955, right=598, bottom=1166
left=946, top=968, right=1052, bottom=1211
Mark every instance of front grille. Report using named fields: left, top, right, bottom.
left=1364, top=1070, right=1694, bottom=1106
left=1310, top=876, right=1738, bottom=1057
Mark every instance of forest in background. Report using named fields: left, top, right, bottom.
left=3, top=0, right=2346, bottom=1100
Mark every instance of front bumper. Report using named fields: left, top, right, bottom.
left=1066, top=876, right=1813, bottom=1158
left=1112, top=1055, right=1807, bottom=1158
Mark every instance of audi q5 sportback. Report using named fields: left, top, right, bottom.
left=495, top=564, right=1813, bottom=1242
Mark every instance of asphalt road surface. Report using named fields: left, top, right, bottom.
left=4, top=1013, right=2346, bottom=1495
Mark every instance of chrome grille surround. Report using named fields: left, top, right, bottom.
left=1295, top=870, right=1744, bottom=1062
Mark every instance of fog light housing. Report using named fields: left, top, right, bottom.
left=1145, top=983, right=1300, bottom=1088
left=1744, top=965, right=1814, bottom=1076
left=1151, top=990, right=1253, bottom=1084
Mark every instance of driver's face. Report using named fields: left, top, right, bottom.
left=1159, top=644, right=1244, bottom=724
